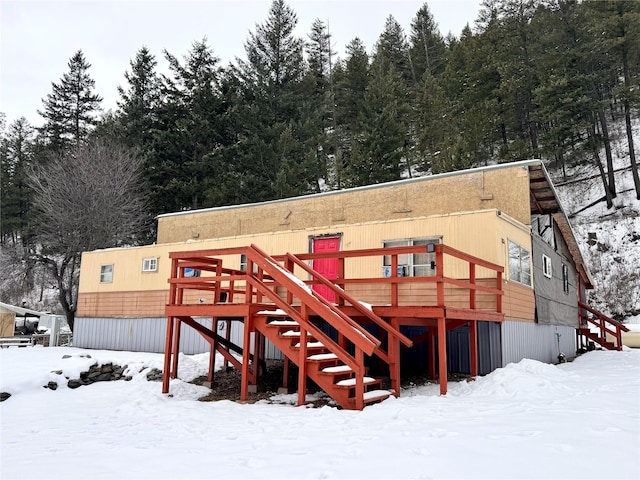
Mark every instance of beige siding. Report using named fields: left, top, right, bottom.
left=502, top=281, right=535, bottom=322
left=156, top=164, right=531, bottom=244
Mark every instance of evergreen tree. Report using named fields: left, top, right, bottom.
left=38, top=50, right=103, bottom=152
left=0, top=118, right=35, bottom=244
left=116, top=46, right=162, bottom=147
left=346, top=59, right=407, bottom=186
left=220, top=0, right=317, bottom=202
left=409, top=3, right=447, bottom=80
left=373, top=15, right=414, bottom=85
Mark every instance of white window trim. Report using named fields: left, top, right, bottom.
left=542, top=254, right=552, bottom=278
left=100, top=264, right=113, bottom=283
left=142, top=257, right=158, bottom=272
left=508, top=240, right=531, bottom=286
left=382, top=237, right=441, bottom=277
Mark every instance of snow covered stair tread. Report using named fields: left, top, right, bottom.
left=335, top=376, right=376, bottom=386
left=362, top=389, right=394, bottom=402
left=307, top=353, right=338, bottom=361
left=294, top=341, right=323, bottom=348
left=281, top=330, right=310, bottom=337
left=322, top=365, right=352, bottom=373
left=267, top=320, right=299, bottom=326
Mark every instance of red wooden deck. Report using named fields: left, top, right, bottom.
left=162, top=243, right=505, bottom=409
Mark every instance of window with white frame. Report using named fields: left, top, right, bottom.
left=100, top=264, right=113, bottom=283
left=562, top=264, right=570, bottom=294
left=239, top=254, right=258, bottom=273
left=382, top=237, right=440, bottom=277
left=508, top=240, right=531, bottom=285
left=142, top=257, right=158, bottom=272
left=542, top=254, right=552, bottom=278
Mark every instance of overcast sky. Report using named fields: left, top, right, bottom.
left=1, top=0, right=482, bottom=128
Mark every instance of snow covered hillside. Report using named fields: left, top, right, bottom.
left=554, top=118, right=640, bottom=319
left=1, top=346, right=638, bottom=480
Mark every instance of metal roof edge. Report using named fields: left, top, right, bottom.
left=156, top=160, right=545, bottom=219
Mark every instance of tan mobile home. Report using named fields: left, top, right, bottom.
left=75, top=160, right=623, bottom=408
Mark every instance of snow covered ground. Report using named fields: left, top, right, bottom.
left=1, top=346, right=638, bottom=480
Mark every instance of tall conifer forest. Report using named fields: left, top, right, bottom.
left=1, top=0, right=639, bottom=321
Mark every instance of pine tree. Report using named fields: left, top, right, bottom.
left=346, top=59, right=407, bottom=186
left=0, top=118, right=35, bottom=244
left=152, top=38, right=224, bottom=212
left=373, top=15, right=414, bottom=85
left=409, top=3, right=447, bottom=80
left=117, top=46, right=162, bottom=147
left=221, top=0, right=317, bottom=202
left=38, top=50, right=102, bottom=152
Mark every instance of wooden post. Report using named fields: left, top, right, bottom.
left=337, top=258, right=345, bottom=306
left=162, top=316, right=174, bottom=394
left=209, top=318, right=217, bottom=383
left=171, top=318, right=182, bottom=379
left=437, top=316, right=448, bottom=395
left=391, top=254, right=399, bottom=307
left=428, top=328, right=437, bottom=380
left=240, top=316, right=251, bottom=401
left=282, top=357, right=290, bottom=390
left=436, top=247, right=444, bottom=308
left=297, top=326, right=307, bottom=407
left=469, top=321, right=478, bottom=377
left=469, top=263, right=476, bottom=310
left=355, top=348, right=364, bottom=410
left=389, top=318, right=401, bottom=395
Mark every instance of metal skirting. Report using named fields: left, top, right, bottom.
left=74, top=317, right=283, bottom=359
left=501, top=321, right=576, bottom=365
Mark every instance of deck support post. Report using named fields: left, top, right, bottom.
left=208, top=318, right=217, bottom=383
left=389, top=318, right=401, bottom=395
left=355, top=348, right=364, bottom=410
left=428, top=328, right=437, bottom=380
left=437, top=316, right=448, bottom=395
left=282, top=357, right=290, bottom=390
left=162, top=316, right=174, bottom=394
left=469, top=320, right=478, bottom=377
left=297, top=326, right=308, bottom=407
left=171, top=318, right=182, bottom=378
left=240, top=316, right=252, bottom=401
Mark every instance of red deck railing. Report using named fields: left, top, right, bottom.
left=578, top=301, right=629, bottom=351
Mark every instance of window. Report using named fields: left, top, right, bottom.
left=239, top=254, right=258, bottom=273
left=184, top=268, right=201, bottom=278
left=542, top=255, right=552, bottom=278
left=383, top=237, right=440, bottom=277
left=508, top=240, right=531, bottom=285
left=562, top=264, right=570, bottom=294
left=142, top=257, right=158, bottom=272
left=100, top=264, right=113, bottom=283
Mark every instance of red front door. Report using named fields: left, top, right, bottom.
left=312, top=236, right=340, bottom=302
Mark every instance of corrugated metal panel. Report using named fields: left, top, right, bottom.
left=501, top=321, right=576, bottom=365
left=74, top=317, right=283, bottom=359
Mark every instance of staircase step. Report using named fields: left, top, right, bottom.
left=335, top=376, right=377, bottom=387
left=363, top=389, right=393, bottom=403
left=294, top=341, right=324, bottom=348
left=281, top=330, right=311, bottom=337
left=322, top=365, right=352, bottom=374
left=268, top=320, right=299, bottom=326
left=307, top=353, right=338, bottom=361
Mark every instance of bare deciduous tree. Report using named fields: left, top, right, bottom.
left=27, top=138, right=146, bottom=330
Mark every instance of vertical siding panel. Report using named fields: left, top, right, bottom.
left=502, top=321, right=576, bottom=365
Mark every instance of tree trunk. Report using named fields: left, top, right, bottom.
left=619, top=5, right=640, bottom=199
left=597, top=106, right=616, bottom=197
left=589, top=126, right=613, bottom=209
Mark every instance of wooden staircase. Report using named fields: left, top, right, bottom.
left=254, top=315, right=392, bottom=409
left=578, top=301, right=629, bottom=351
left=242, top=244, right=412, bottom=410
